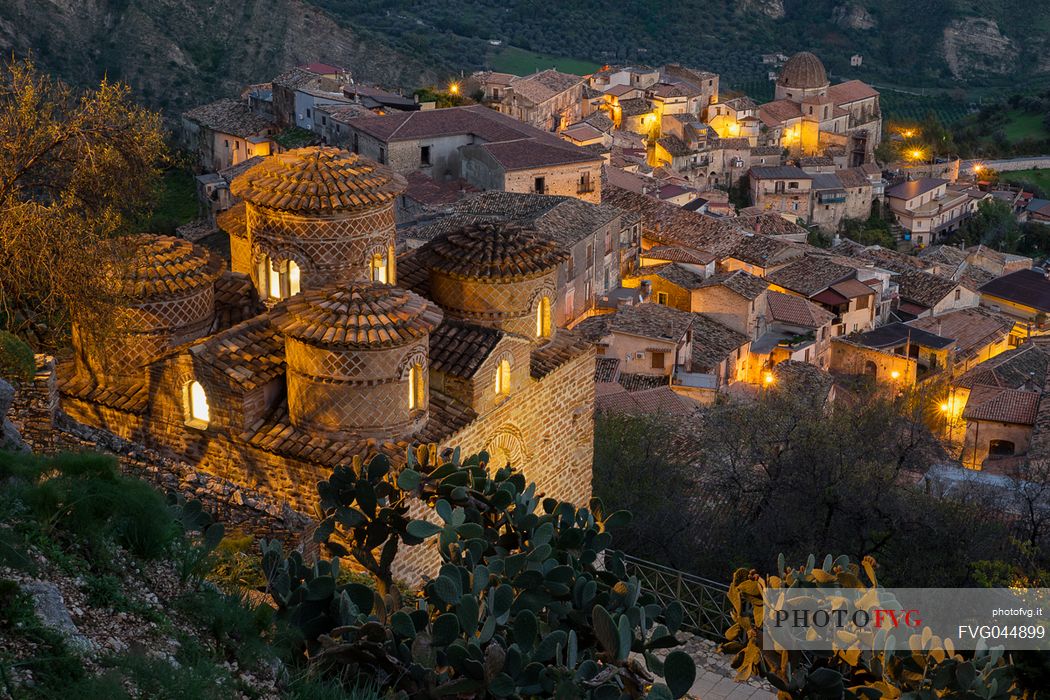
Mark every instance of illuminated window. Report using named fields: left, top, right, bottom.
left=288, top=261, right=301, bottom=296
left=370, top=253, right=388, bottom=284
left=257, top=255, right=302, bottom=300
left=495, top=359, right=511, bottom=396
left=185, top=381, right=210, bottom=428
left=408, top=364, right=425, bottom=410
left=535, top=297, right=552, bottom=339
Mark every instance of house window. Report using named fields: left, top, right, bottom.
left=306, top=108, right=312, bottom=118
left=989, top=439, right=1015, bottom=457
left=656, top=292, right=669, bottom=305
left=579, top=171, right=591, bottom=193
left=788, top=181, right=799, bottom=189
left=495, top=358, right=511, bottom=396
left=534, top=176, right=545, bottom=194
left=408, top=363, right=425, bottom=410
left=352, top=133, right=359, bottom=152
left=184, top=381, right=210, bottom=429
left=322, top=116, right=327, bottom=125
left=856, top=294, right=870, bottom=310
left=370, top=251, right=389, bottom=284
left=420, top=145, right=431, bottom=166
left=586, top=243, right=594, bottom=267
left=651, top=352, right=665, bottom=370
left=774, top=181, right=785, bottom=194
left=954, top=289, right=961, bottom=301
left=535, top=297, right=552, bottom=339
left=379, top=146, right=386, bottom=164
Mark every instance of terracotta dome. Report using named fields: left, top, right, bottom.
left=231, top=147, right=405, bottom=214
left=278, top=283, right=443, bottom=348
left=427, top=221, right=568, bottom=281
left=112, top=235, right=224, bottom=299
left=777, top=52, right=829, bottom=89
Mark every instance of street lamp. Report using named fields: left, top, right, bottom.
left=448, top=82, right=460, bottom=95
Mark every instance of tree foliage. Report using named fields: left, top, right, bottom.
left=0, top=58, right=166, bottom=348
left=594, top=390, right=1015, bottom=587
left=958, top=199, right=1022, bottom=251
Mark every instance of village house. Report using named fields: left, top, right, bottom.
left=748, top=166, right=813, bottom=222
left=398, top=191, right=638, bottom=326
left=757, top=52, right=881, bottom=165
left=893, top=268, right=978, bottom=319
left=765, top=256, right=877, bottom=335
left=691, top=270, right=770, bottom=338
left=906, top=307, right=1014, bottom=376
left=749, top=290, right=836, bottom=376
left=575, top=301, right=749, bottom=399
left=477, top=69, right=588, bottom=132
left=721, top=233, right=805, bottom=277
left=181, top=98, right=276, bottom=172
left=966, top=245, right=1032, bottom=278
left=978, top=268, right=1050, bottom=340
left=885, top=178, right=987, bottom=248
left=951, top=344, right=1050, bottom=470
left=58, top=148, right=597, bottom=584
left=830, top=322, right=952, bottom=384
left=342, top=105, right=603, bottom=204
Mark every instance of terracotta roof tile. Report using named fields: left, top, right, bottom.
left=895, top=269, right=959, bottom=308
left=689, top=313, right=750, bottom=369
left=216, top=202, right=247, bottom=240
left=182, top=98, right=275, bottom=138
left=595, top=356, right=620, bottom=382
left=429, top=321, right=504, bottom=379
left=907, top=307, right=1013, bottom=360
left=231, top=147, right=404, bottom=213
left=530, top=328, right=594, bottom=379
left=188, top=315, right=285, bottom=390
left=963, top=385, right=1040, bottom=425
left=956, top=344, right=1050, bottom=390
left=427, top=221, right=568, bottom=281
left=643, top=245, right=716, bottom=265
left=114, top=235, right=225, bottom=300
left=618, top=372, right=669, bottom=392
left=767, top=290, right=834, bottom=328
left=765, top=256, right=854, bottom=297
left=275, top=283, right=442, bottom=348
left=699, top=270, right=769, bottom=300
left=627, top=263, right=707, bottom=290
left=57, top=362, right=149, bottom=413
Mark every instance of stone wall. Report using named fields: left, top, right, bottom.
left=9, top=355, right=59, bottom=453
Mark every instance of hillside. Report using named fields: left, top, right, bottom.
left=315, top=0, right=1049, bottom=92
left=0, top=0, right=437, bottom=113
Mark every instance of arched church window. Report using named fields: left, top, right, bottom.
left=536, top=296, right=552, bottom=339
left=408, top=363, right=425, bottom=410
left=495, top=358, right=511, bottom=396
left=288, top=260, right=301, bottom=296
left=184, top=380, right=210, bottom=428
left=371, top=252, right=388, bottom=284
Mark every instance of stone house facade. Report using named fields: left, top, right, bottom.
left=57, top=147, right=596, bottom=582
left=342, top=105, right=603, bottom=205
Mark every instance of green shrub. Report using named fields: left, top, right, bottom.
left=3, top=451, right=179, bottom=560
left=0, top=330, right=34, bottom=382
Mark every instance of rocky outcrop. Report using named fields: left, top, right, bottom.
left=942, top=18, right=1017, bottom=79
left=0, top=0, right=437, bottom=113
left=738, top=0, right=785, bottom=20
left=832, top=3, right=876, bottom=31
left=0, top=379, right=28, bottom=453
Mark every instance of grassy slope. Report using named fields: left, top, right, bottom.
left=1004, top=169, right=1050, bottom=194
left=488, top=46, right=601, bottom=76
left=1003, top=111, right=1050, bottom=143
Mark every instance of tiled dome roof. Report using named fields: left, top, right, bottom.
left=428, top=221, right=568, bottom=281
left=777, top=52, right=828, bottom=89
left=231, top=147, right=404, bottom=213
left=113, top=235, right=224, bottom=300
left=278, top=283, right=443, bottom=347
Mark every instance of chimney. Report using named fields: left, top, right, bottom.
left=1025, top=371, right=1037, bottom=393
left=640, top=279, right=653, bottom=302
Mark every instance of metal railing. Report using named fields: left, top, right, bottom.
left=622, top=554, right=733, bottom=641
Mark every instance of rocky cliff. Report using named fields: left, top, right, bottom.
left=0, top=0, right=437, bottom=112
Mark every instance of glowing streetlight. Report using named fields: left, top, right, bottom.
left=763, top=372, right=775, bottom=386
left=909, top=149, right=925, bottom=162
left=940, top=402, right=950, bottom=413
left=902, top=129, right=915, bottom=138
left=973, top=163, right=984, bottom=174
left=448, top=82, right=460, bottom=95
left=890, top=370, right=900, bottom=380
